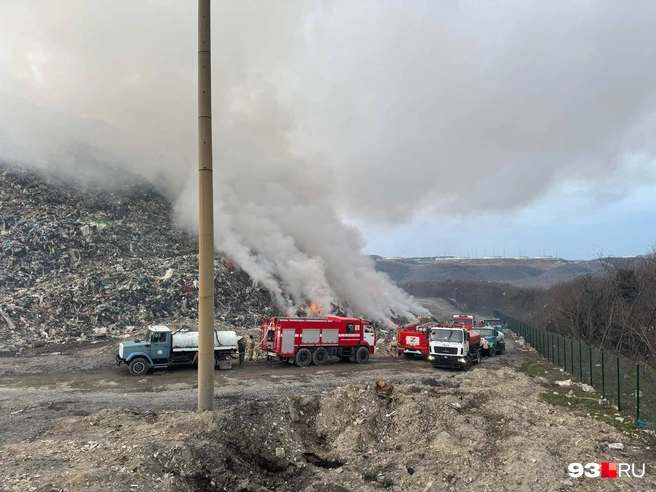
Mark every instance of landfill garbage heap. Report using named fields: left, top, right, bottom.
left=0, top=163, right=277, bottom=352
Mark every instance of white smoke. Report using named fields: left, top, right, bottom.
left=172, top=74, right=425, bottom=320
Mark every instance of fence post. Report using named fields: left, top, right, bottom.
left=616, top=357, right=621, bottom=411
left=557, top=335, right=560, bottom=367
left=564, top=337, right=567, bottom=372
left=579, top=342, right=582, bottom=380
left=570, top=339, right=574, bottom=376
left=636, top=364, right=640, bottom=422
left=601, top=351, right=605, bottom=397
left=589, top=347, right=593, bottom=386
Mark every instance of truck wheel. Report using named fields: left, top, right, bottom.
left=128, top=358, right=150, bottom=376
left=355, top=346, right=370, bottom=364
left=498, top=344, right=505, bottom=355
left=490, top=346, right=497, bottom=357
left=312, top=347, right=329, bottom=366
left=295, top=348, right=312, bottom=367
left=462, top=358, right=472, bottom=371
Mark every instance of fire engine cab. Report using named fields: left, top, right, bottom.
left=397, top=322, right=433, bottom=358
left=260, top=316, right=376, bottom=366
left=452, top=314, right=475, bottom=329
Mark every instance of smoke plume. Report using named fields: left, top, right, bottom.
left=2, top=1, right=656, bottom=318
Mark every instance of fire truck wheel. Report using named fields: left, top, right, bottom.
left=312, top=347, right=329, bottom=366
left=355, top=346, right=370, bottom=364
left=295, top=348, right=312, bottom=367
left=462, top=358, right=472, bottom=371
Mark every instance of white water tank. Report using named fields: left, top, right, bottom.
left=172, top=330, right=239, bottom=349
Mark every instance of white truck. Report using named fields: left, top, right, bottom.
left=115, top=325, right=244, bottom=376
left=427, top=325, right=481, bottom=371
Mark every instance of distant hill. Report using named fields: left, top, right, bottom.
left=373, top=256, right=638, bottom=288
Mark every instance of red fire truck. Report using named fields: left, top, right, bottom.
left=260, top=316, right=376, bottom=367
left=452, top=314, right=475, bottom=329
left=397, top=322, right=433, bottom=358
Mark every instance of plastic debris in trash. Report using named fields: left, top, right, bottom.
left=608, top=443, right=624, bottom=450
left=637, top=420, right=655, bottom=428
left=578, top=383, right=595, bottom=393
left=556, top=379, right=572, bottom=387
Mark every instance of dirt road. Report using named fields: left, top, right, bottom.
left=0, top=341, right=502, bottom=446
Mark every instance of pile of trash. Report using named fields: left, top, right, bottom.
left=0, top=163, right=276, bottom=351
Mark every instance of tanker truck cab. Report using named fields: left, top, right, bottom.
left=428, top=326, right=481, bottom=371
left=116, top=325, right=241, bottom=376
left=476, top=326, right=505, bottom=356
left=116, top=326, right=172, bottom=373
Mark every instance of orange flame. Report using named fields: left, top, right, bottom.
left=309, top=303, right=322, bottom=316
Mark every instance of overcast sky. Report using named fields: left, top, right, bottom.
left=1, top=0, right=656, bottom=261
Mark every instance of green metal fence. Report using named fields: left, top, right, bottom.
left=494, top=312, right=656, bottom=427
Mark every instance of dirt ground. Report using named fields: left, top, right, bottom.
left=0, top=335, right=654, bottom=492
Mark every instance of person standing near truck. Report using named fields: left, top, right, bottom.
left=390, top=337, right=399, bottom=358
left=246, top=335, right=256, bottom=361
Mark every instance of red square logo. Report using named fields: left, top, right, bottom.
left=601, top=462, right=617, bottom=479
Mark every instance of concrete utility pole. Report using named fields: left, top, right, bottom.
left=197, top=0, right=215, bottom=411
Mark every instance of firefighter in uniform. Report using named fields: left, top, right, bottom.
left=390, top=337, right=399, bottom=358
left=246, top=334, right=256, bottom=361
